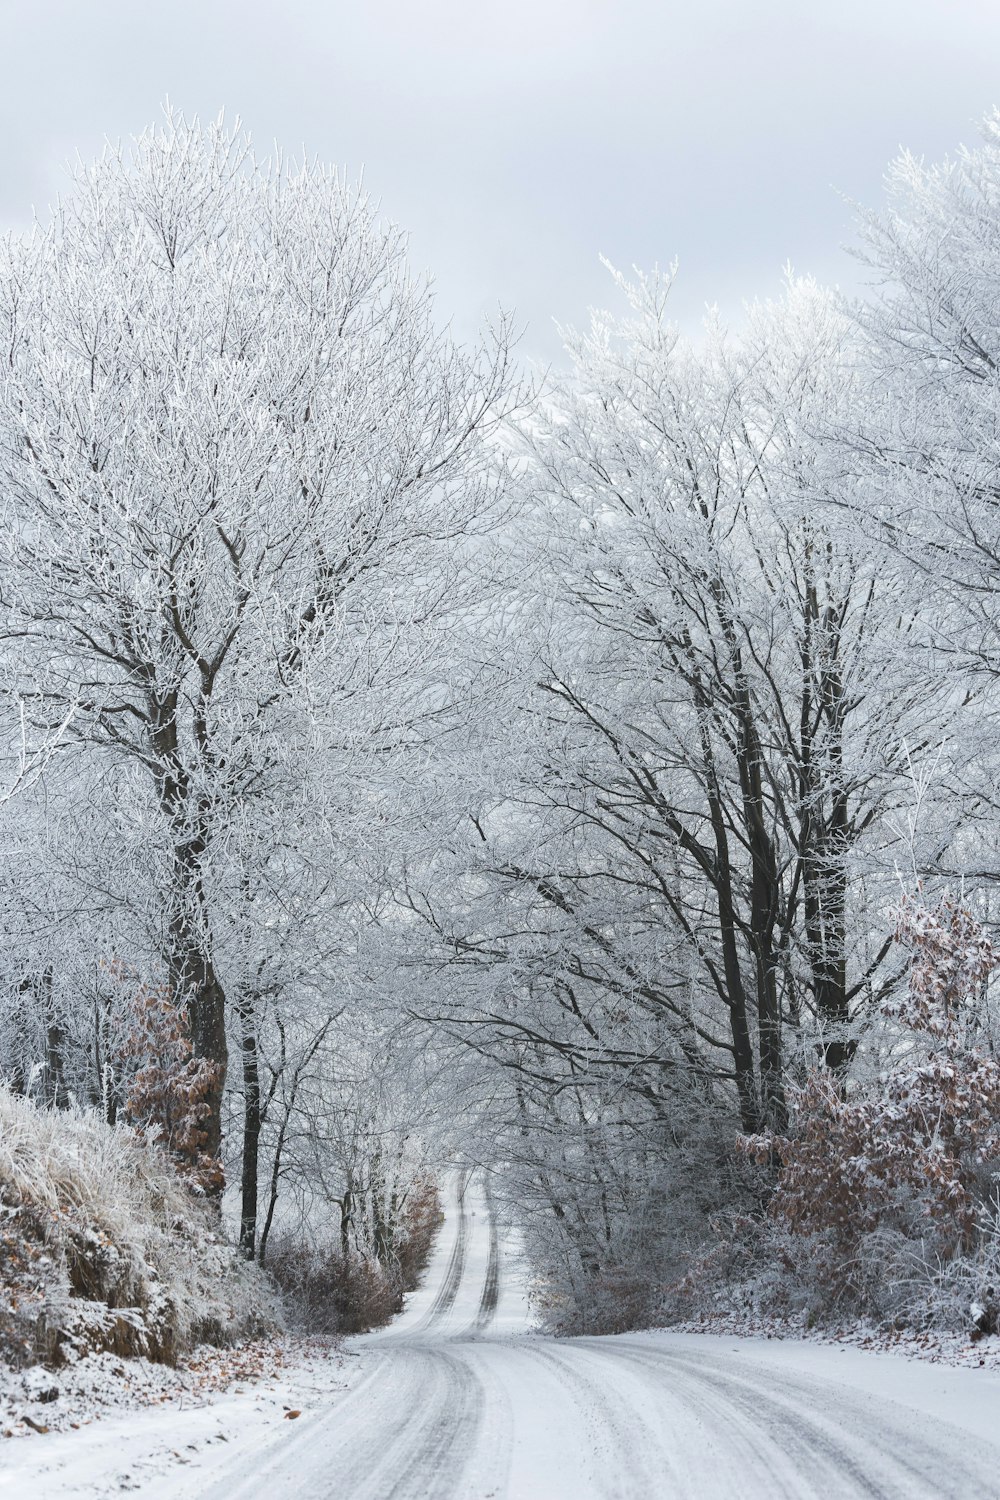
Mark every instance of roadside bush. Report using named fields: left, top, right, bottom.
left=535, top=1264, right=656, bottom=1336
left=266, top=1177, right=444, bottom=1335
left=716, top=896, right=1000, bottom=1330
left=265, top=1239, right=402, bottom=1335
left=663, top=1209, right=917, bottom=1328
left=512, top=1084, right=744, bottom=1336
left=395, top=1174, right=444, bottom=1293
left=117, top=971, right=224, bottom=1196
left=873, top=1203, right=1000, bottom=1334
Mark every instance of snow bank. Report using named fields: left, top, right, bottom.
left=0, top=1087, right=280, bottom=1370
left=0, top=1336, right=353, bottom=1491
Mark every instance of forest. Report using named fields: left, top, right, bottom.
left=4, top=105, right=1000, bottom=1366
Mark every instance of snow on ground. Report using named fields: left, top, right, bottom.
left=0, top=1337, right=360, bottom=1498
left=627, top=1327, right=1000, bottom=1456
left=671, top=1309, right=1000, bottom=1371
left=5, top=1171, right=1000, bottom=1498
left=1, top=1340, right=295, bottom=1440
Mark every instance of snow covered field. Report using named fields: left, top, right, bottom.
left=4, top=1172, right=1000, bottom=1498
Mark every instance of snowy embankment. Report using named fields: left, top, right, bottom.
left=0, top=1337, right=359, bottom=1499
left=8, top=1170, right=1000, bottom=1500
left=0, top=1087, right=280, bottom=1442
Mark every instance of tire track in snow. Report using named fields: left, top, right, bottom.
left=200, top=1347, right=483, bottom=1500
left=472, top=1176, right=500, bottom=1332
left=374, top=1349, right=483, bottom=1500
left=510, top=1342, right=675, bottom=1498
left=420, top=1168, right=469, bottom=1328
left=587, top=1339, right=1000, bottom=1499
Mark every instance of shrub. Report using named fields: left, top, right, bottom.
left=535, top=1265, right=657, bottom=1336
left=395, top=1175, right=444, bottom=1293
left=265, top=1175, right=443, bottom=1335
left=739, top=895, right=1000, bottom=1320
left=265, top=1239, right=403, bottom=1335
left=108, top=962, right=223, bottom=1196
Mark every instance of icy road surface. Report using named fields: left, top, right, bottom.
left=7, top=1170, right=1000, bottom=1498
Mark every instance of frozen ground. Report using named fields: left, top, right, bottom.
left=5, top=1172, right=1000, bottom=1497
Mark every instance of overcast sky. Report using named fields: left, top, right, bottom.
left=1, top=1, right=999, bottom=364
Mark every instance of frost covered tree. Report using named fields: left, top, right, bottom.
left=848, top=109, right=1000, bottom=692
left=393, top=266, right=963, bottom=1328
left=0, top=110, right=518, bottom=1174
left=824, top=108, right=1000, bottom=909
left=430, top=273, right=935, bottom=1125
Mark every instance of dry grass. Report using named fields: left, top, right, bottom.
left=0, top=1088, right=280, bottom=1369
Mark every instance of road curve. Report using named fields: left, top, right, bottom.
left=202, top=1172, right=1000, bottom=1500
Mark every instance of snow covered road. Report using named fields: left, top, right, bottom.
left=7, top=1170, right=1000, bottom=1498
left=185, top=1171, right=1000, bottom=1499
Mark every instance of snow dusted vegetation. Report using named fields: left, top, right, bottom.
left=9, top=86, right=1000, bottom=1499
left=0, top=1088, right=278, bottom=1378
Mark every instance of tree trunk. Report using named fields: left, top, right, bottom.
left=173, top=936, right=228, bottom=1167
left=799, top=562, right=854, bottom=1078
left=258, top=1103, right=289, bottom=1268
left=237, top=993, right=261, bottom=1258
left=340, top=1175, right=354, bottom=1260
left=152, top=692, right=229, bottom=1179
left=40, top=969, right=69, bottom=1110
left=696, top=713, right=761, bottom=1133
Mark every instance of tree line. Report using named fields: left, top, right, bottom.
left=3, top=108, right=1000, bottom=1330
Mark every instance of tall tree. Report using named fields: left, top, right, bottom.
left=0, top=110, right=518, bottom=1170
